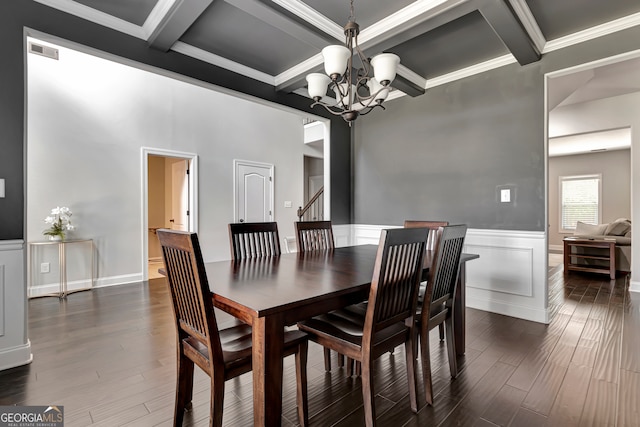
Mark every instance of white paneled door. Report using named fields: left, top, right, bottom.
left=234, top=160, right=274, bottom=223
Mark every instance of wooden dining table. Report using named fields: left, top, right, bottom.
left=204, top=244, right=478, bottom=426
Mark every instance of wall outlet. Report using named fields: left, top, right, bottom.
left=40, top=262, right=50, bottom=273
left=284, top=201, right=292, bottom=208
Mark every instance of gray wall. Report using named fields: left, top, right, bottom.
left=26, top=41, right=321, bottom=280
left=548, top=150, right=631, bottom=247
left=353, top=26, right=640, bottom=231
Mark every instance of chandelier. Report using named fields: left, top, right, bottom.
left=306, top=0, right=400, bottom=125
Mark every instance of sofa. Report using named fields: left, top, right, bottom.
left=569, top=218, right=631, bottom=272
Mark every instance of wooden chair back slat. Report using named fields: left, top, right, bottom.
left=364, top=228, right=429, bottom=338
left=228, top=222, right=281, bottom=260
left=295, top=221, right=335, bottom=253
left=428, top=225, right=467, bottom=304
left=158, top=229, right=223, bottom=364
left=403, top=220, right=449, bottom=251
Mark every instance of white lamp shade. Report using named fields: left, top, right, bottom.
left=334, top=83, right=355, bottom=107
left=367, top=78, right=389, bottom=102
left=306, top=73, right=331, bottom=99
left=322, top=45, right=350, bottom=77
left=370, top=53, right=400, bottom=85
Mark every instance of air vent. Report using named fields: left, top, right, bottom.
left=28, top=42, right=59, bottom=60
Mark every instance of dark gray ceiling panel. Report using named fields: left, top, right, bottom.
left=73, top=0, right=158, bottom=26
left=389, top=11, right=509, bottom=78
left=301, top=0, right=415, bottom=29
left=526, top=0, right=640, bottom=40
left=180, top=1, right=322, bottom=75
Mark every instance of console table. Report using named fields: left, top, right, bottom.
left=563, top=237, right=616, bottom=279
left=29, top=239, right=94, bottom=298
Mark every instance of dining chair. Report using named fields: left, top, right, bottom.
left=298, top=227, right=428, bottom=426
left=294, top=220, right=343, bottom=371
left=404, top=220, right=449, bottom=341
left=415, top=224, right=467, bottom=405
left=157, top=229, right=309, bottom=427
left=294, top=220, right=335, bottom=252
left=228, top=221, right=281, bottom=260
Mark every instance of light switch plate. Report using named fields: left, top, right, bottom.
left=500, top=188, right=511, bottom=203
left=284, top=201, right=292, bottom=208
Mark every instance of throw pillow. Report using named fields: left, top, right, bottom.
left=574, top=221, right=608, bottom=236
left=605, top=218, right=631, bottom=236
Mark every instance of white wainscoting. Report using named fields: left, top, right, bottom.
left=0, top=240, right=33, bottom=371
left=332, top=224, right=550, bottom=324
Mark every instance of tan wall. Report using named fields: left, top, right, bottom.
left=148, top=156, right=166, bottom=259
left=548, top=149, right=631, bottom=248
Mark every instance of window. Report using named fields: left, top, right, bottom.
left=559, top=174, right=601, bottom=232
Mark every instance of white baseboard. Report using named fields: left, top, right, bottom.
left=29, top=273, right=144, bottom=298
left=549, top=244, right=563, bottom=252
left=466, top=294, right=550, bottom=323
left=630, top=280, right=640, bottom=293
left=0, top=340, right=33, bottom=371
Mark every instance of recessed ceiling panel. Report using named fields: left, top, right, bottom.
left=72, top=0, right=158, bottom=26
left=180, top=1, right=321, bottom=75
left=301, top=0, right=415, bottom=29
left=390, top=11, right=509, bottom=79
left=526, top=0, right=640, bottom=40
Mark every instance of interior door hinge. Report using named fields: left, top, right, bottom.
left=186, top=210, right=190, bottom=216
left=186, top=169, right=190, bottom=175
left=269, top=176, right=272, bottom=181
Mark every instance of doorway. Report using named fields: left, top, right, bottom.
left=545, top=51, right=639, bottom=291
left=142, top=147, right=198, bottom=280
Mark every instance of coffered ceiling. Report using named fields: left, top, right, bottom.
left=32, top=0, right=640, bottom=102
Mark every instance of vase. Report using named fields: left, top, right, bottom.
left=48, top=235, right=62, bottom=241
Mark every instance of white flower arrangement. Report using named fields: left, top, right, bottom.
left=44, top=206, right=75, bottom=240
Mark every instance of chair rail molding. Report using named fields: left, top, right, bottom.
left=0, top=240, right=33, bottom=371
left=336, top=225, right=550, bottom=324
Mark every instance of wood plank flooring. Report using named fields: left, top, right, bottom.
left=1, top=266, right=638, bottom=426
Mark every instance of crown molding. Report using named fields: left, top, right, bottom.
left=271, top=0, right=343, bottom=40
left=33, top=0, right=147, bottom=39
left=358, top=0, right=463, bottom=45
left=426, top=54, right=516, bottom=88
left=508, top=0, right=546, bottom=52
left=142, top=0, right=178, bottom=38
left=171, top=42, right=276, bottom=85
left=397, top=64, right=428, bottom=89
left=544, top=11, right=640, bottom=53
left=274, top=53, right=324, bottom=87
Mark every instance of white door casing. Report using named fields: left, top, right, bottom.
left=234, top=160, right=274, bottom=223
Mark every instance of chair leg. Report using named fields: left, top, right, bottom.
left=439, top=324, right=445, bottom=341
left=210, top=369, right=226, bottom=427
left=323, top=347, right=332, bottom=371
left=174, top=353, right=194, bottom=427
left=346, top=357, right=353, bottom=376
left=295, top=341, right=309, bottom=427
left=444, top=316, right=458, bottom=378
left=404, top=337, right=418, bottom=413
left=338, top=352, right=345, bottom=368
left=420, top=326, right=434, bottom=405
left=361, top=357, right=376, bottom=427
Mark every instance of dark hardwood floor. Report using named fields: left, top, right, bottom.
left=1, top=265, right=638, bottom=426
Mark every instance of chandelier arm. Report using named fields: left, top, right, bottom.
left=358, top=103, right=385, bottom=117
left=310, top=99, right=347, bottom=117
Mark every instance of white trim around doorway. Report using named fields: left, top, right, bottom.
left=141, top=147, right=199, bottom=280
